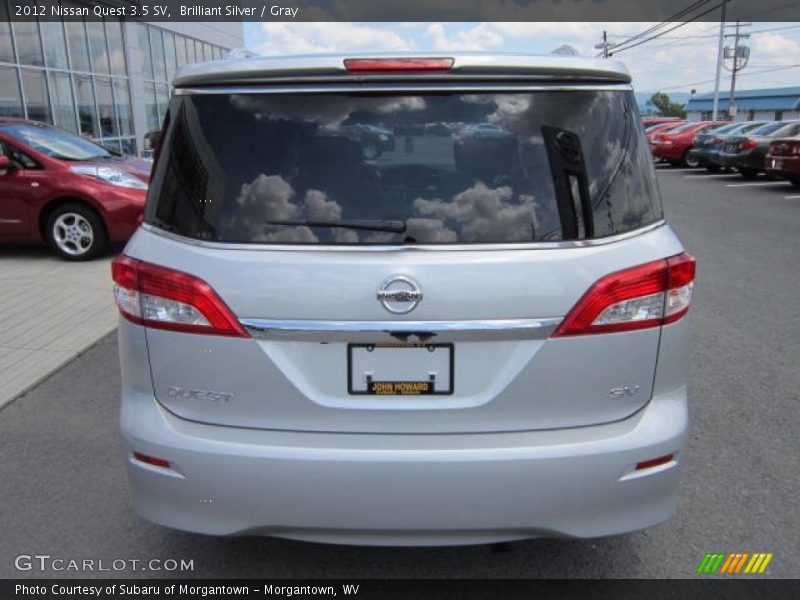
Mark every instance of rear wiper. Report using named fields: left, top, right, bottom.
left=265, top=219, right=406, bottom=233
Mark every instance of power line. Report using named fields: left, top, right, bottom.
left=656, top=63, right=800, bottom=91
left=610, top=1, right=727, bottom=55
left=606, top=23, right=800, bottom=43
left=608, top=0, right=713, bottom=50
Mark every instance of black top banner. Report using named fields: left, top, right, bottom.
left=6, top=0, right=800, bottom=22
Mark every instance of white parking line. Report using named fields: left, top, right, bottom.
left=785, top=195, right=800, bottom=199
left=725, top=182, right=788, bottom=187
left=684, top=174, right=737, bottom=179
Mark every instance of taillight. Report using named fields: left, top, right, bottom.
left=111, top=256, right=248, bottom=337
left=739, top=139, right=758, bottom=150
left=552, top=253, right=695, bottom=337
left=344, top=58, right=454, bottom=72
left=769, top=141, right=800, bottom=156
left=714, top=137, right=724, bottom=145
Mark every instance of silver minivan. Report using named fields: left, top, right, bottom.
left=113, top=53, right=695, bottom=546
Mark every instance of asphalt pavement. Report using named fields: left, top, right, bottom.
left=0, top=166, right=797, bottom=578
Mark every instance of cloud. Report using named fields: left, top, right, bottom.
left=304, top=189, right=342, bottom=221
left=230, top=94, right=425, bottom=126
left=413, top=182, right=536, bottom=242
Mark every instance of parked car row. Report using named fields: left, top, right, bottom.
left=649, top=118, right=800, bottom=186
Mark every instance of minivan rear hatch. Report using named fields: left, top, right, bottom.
left=125, top=63, right=676, bottom=434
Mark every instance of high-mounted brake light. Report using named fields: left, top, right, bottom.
left=344, top=58, right=454, bottom=72
left=552, top=253, right=695, bottom=337
left=111, top=256, right=248, bottom=338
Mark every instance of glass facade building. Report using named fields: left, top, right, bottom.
left=0, top=4, right=240, bottom=156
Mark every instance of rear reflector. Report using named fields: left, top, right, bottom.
left=552, top=252, right=695, bottom=337
left=344, top=58, right=454, bottom=72
left=133, top=452, right=171, bottom=468
left=111, top=255, right=248, bottom=338
left=635, top=454, right=675, bottom=470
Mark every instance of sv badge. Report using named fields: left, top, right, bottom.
left=609, top=385, right=640, bottom=399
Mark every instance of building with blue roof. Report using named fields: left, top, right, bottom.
left=685, top=86, right=800, bottom=122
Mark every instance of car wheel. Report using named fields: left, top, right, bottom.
left=684, top=152, right=700, bottom=168
left=705, top=165, right=721, bottom=173
left=46, top=203, right=108, bottom=261
left=739, top=168, right=759, bottom=179
left=362, top=142, right=380, bottom=160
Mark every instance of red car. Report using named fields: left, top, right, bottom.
left=645, top=120, right=687, bottom=143
left=650, top=121, right=728, bottom=167
left=765, top=137, right=800, bottom=188
left=642, top=116, right=683, bottom=128
left=0, top=119, right=150, bottom=260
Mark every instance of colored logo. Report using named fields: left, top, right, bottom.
left=696, top=552, right=773, bottom=574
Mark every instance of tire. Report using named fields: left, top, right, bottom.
left=739, top=168, right=759, bottom=179
left=684, top=152, right=700, bottom=168
left=45, top=203, right=107, bottom=261
left=705, top=165, right=721, bottom=173
left=791, top=177, right=800, bottom=190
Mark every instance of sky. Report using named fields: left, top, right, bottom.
left=243, top=21, right=800, bottom=96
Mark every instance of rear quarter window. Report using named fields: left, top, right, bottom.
left=145, top=89, right=663, bottom=245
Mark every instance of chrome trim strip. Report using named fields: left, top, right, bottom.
left=139, top=220, right=667, bottom=252
left=174, top=83, right=632, bottom=95
left=240, top=317, right=562, bottom=342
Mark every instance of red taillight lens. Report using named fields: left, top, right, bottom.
left=133, top=452, right=171, bottom=468
left=111, top=256, right=248, bottom=338
left=714, top=137, right=724, bottom=145
left=552, top=253, right=696, bottom=337
left=344, top=58, right=454, bottom=72
left=635, top=453, right=675, bottom=470
left=770, top=141, right=800, bottom=156
left=740, top=139, right=758, bottom=150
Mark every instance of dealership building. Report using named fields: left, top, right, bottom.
left=685, top=86, right=800, bottom=123
left=0, top=7, right=242, bottom=156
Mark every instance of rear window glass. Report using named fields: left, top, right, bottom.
left=749, top=122, right=783, bottom=136
left=145, top=90, right=662, bottom=245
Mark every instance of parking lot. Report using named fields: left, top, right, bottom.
left=0, top=166, right=797, bottom=579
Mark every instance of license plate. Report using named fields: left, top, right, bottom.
left=347, top=343, right=454, bottom=395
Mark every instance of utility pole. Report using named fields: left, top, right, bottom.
left=711, top=0, right=727, bottom=120
left=723, top=21, right=751, bottom=121
left=594, top=30, right=610, bottom=58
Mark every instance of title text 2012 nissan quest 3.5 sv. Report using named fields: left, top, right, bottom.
left=113, top=53, right=695, bottom=546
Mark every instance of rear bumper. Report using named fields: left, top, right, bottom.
left=120, top=387, right=688, bottom=545
left=652, top=144, right=684, bottom=160
left=688, top=148, right=720, bottom=166
left=718, top=151, right=763, bottom=171
left=764, top=155, right=800, bottom=180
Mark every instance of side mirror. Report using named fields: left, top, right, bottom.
left=0, top=155, right=17, bottom=173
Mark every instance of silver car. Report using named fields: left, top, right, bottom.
left=114, top=53, right=695, bottom=546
